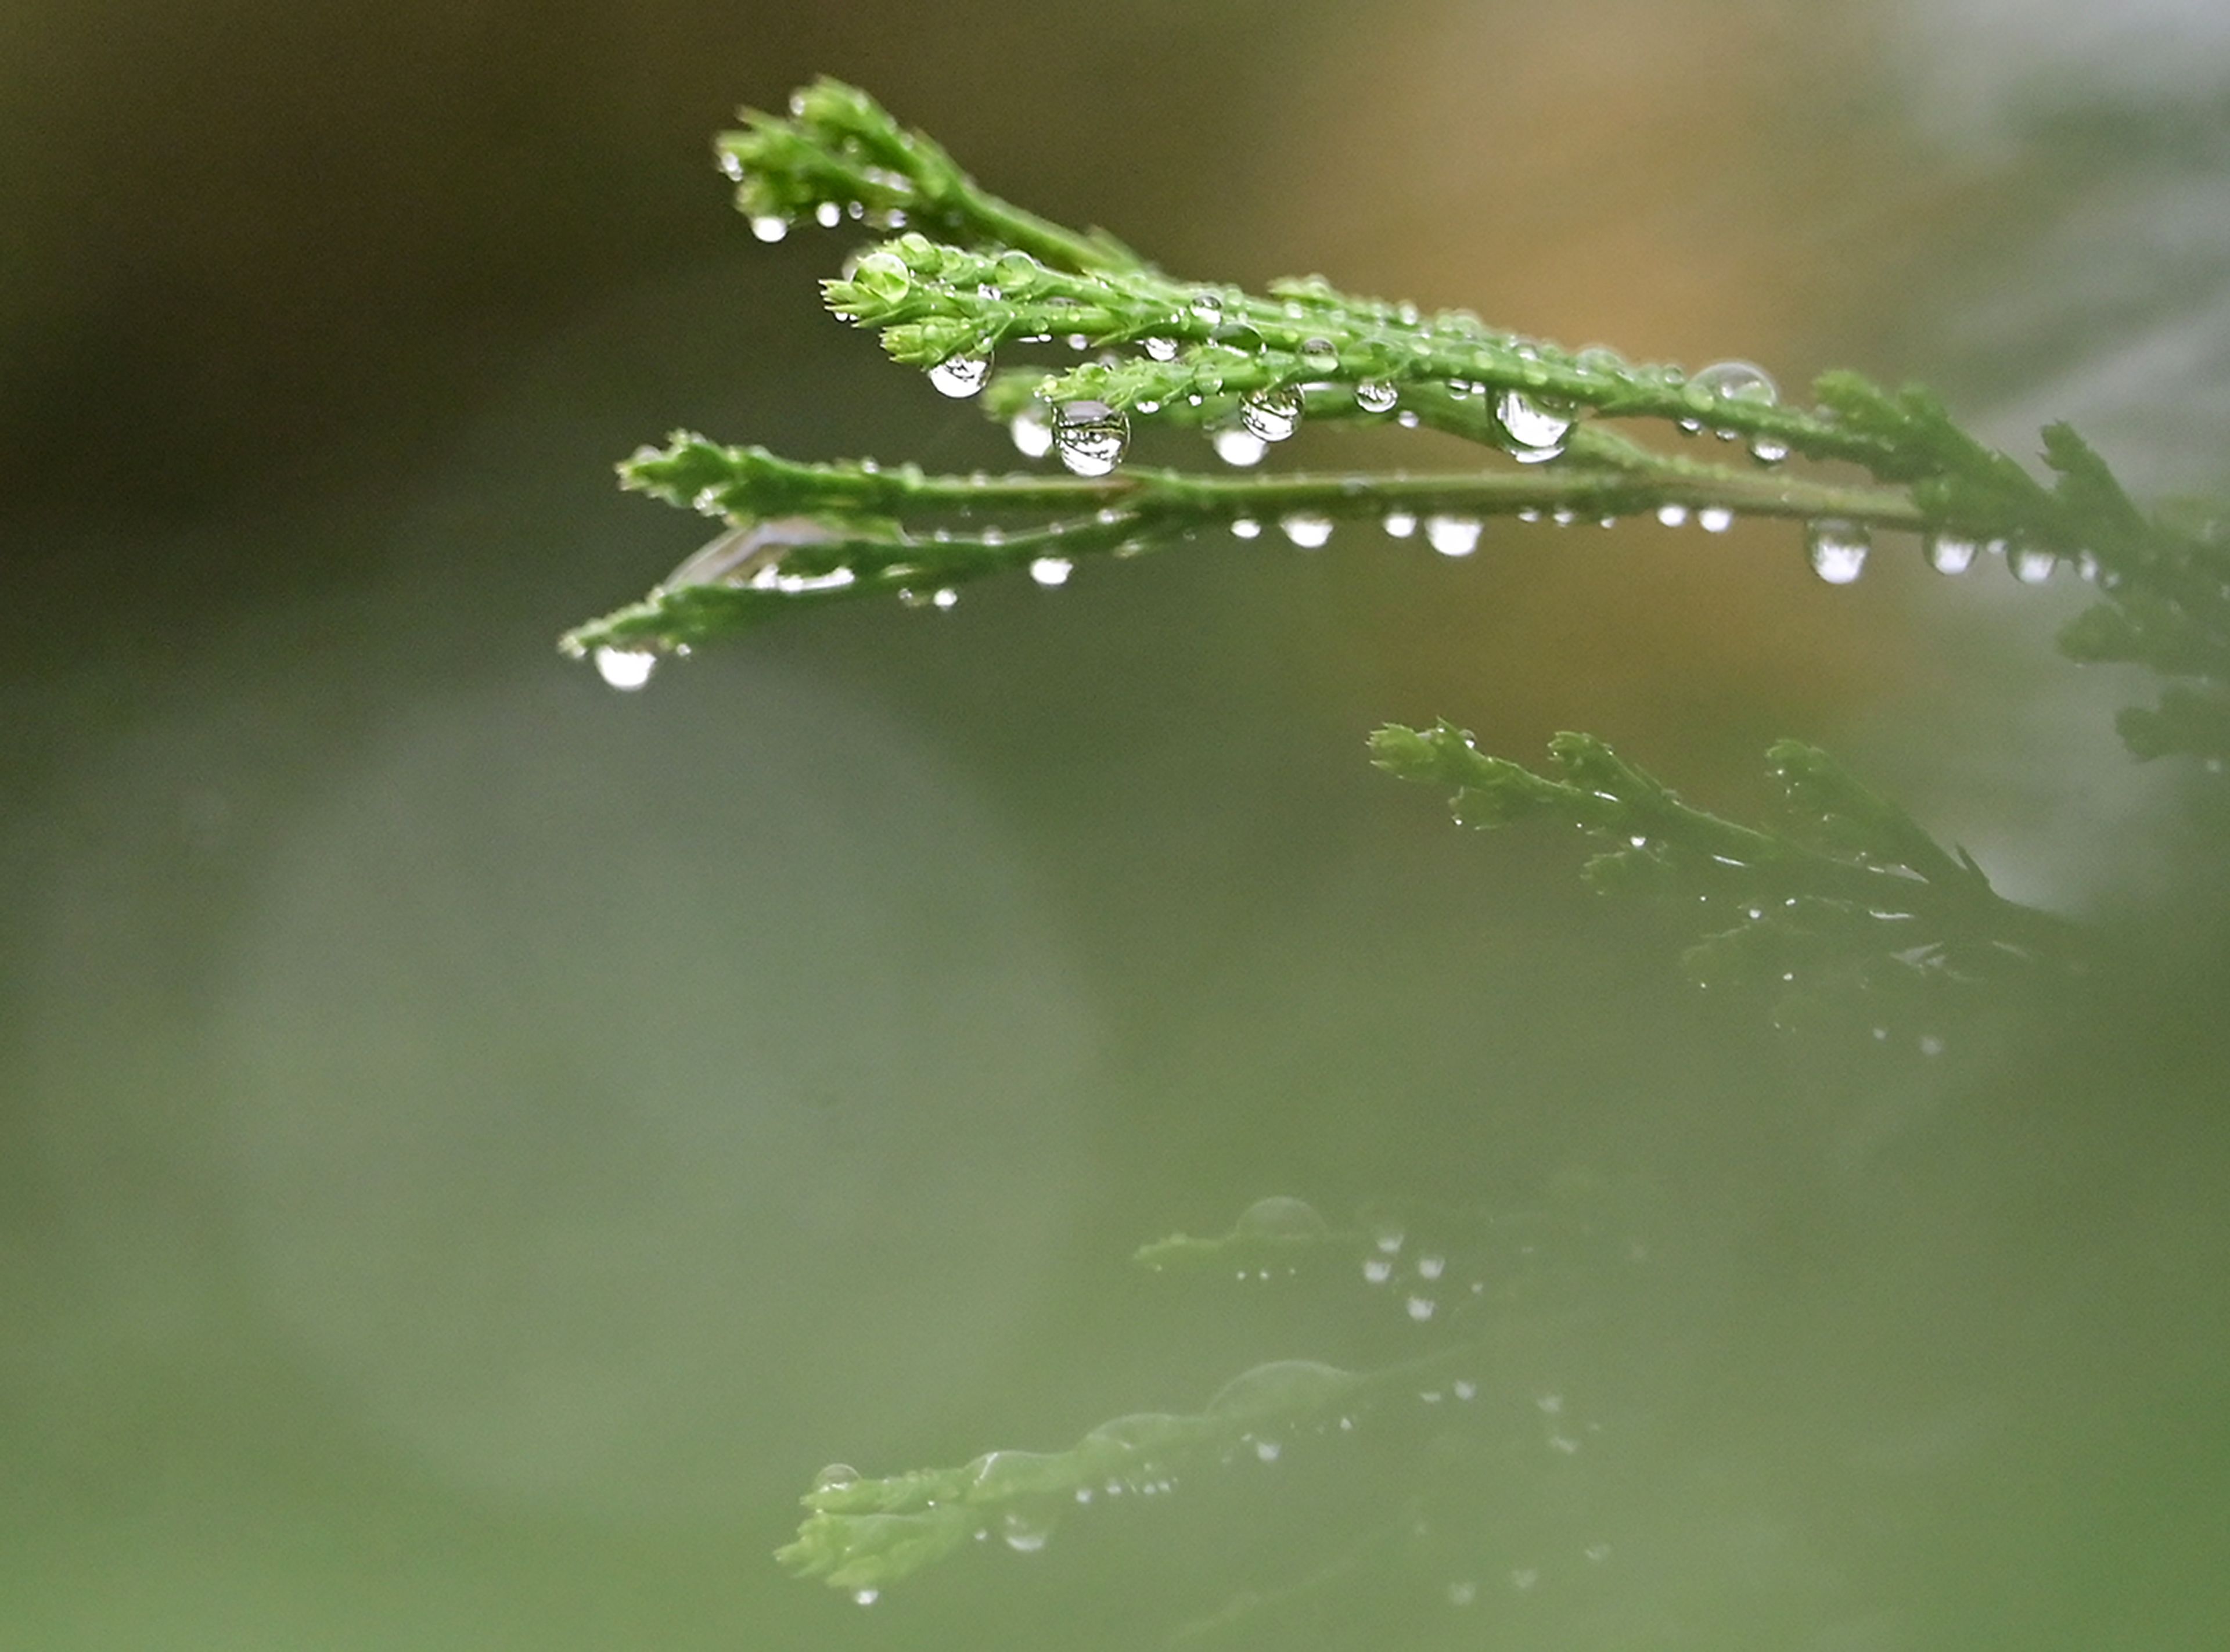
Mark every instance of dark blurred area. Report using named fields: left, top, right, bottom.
left=6, top=2, right=2230, bottom=1648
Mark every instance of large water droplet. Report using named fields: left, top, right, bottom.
left=1231, top=517, right=1262, bottom=539
left=815, top=201, right=842, bottom=229
left=1697, top=506, right=1734, bottom=534
left=1052, top=401, right=1130, bottom=476
left=1001, top=1511, right=1054, bottom=1553
left=850, top=250, right=910, bottom=303
left=1233, top=1196, right=1330, bottom=1240
left=931, top=587, right=959, bottom=610
left=1010, top=403, right=1054, bottom=459
left=1925, top=532, right=1978, bottom=575
left=1355, top=380, right=1399, bottom=413
left=1691, top=359, right=1779, bottom=406
left=1498, top=390, right=1572, bottom=449
left=1747, top=434, right=1790, bottom=465
left=1279, top=512, right=1333, bottom=549
left=1805, top=519, right=1870, bottom=584
left=1213, top=427, right=1268, bottom=467
left=1029, top=556, right=1073, bottom=587
left=1425, top=515, right=1481, bottom=557
left=1383, top=510, right=1417, bottom=538
left=853, top=1589, right=880, bottom=1607
left=927, top=347, right=993, bottom=398
left=814, top=1462, right=862, bottom=1492
left=1240, top=386, right=1303, bottom=442
left=1299, top=337, right=1338, bottom=373
left=1141, top=335, right=1179, bottom=362
left=2010, top=545, right=2057, bottom=584
left=594, top=647, right=657, bottom=691
left=1656, top=503, right=1689, bottom=527
left=750, top=214, right=789, bottom=243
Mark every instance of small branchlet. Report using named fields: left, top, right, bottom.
left=777, top=1358, right=1368, bottom=1595
left=1370, top=723, right=2080, bottom=1016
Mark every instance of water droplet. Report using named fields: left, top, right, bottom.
left=1447, top=1581, right=1478, bottom=1607
left=1405, top=1295, right=1436, bottom=1321
left=1231, top=517, right=1262, bottom=539
left=1420, top=1388, right=1444, bottom=1403
left=1233, top=1196, right=1330, bottom=1240
left=931, top=587, right=959, bottom=610
left=1925, top=532, right=1978, bottom=575
left=853, top=1588, right=880, bottom=1607
left=850, top=250, right=909, bottom=302
left=717, top=150, right=746, bottom=181
left=1656, top=503, right=1689, bottom=527
left=927, top=347, right=993, bottom=398
left=1697, top=506, right=1734, bottom=534
left=1510, top=1569, right=1539, bottom=1592
left=1253, top=1438, right=1282, bottom=1463
left=1355, top=380, right=1398, bottom=413
left=1213, top=426, right=1268, bottom=467
left=1029, top=556, right=1073, bottom=587
left=1001, top=1511, right=1053, bottom=1553
left=1805, top=519, right=1870, bottom=584
left=1074, top=1486, right=1094, bottom=1503
left=1141, top=335, right=1179, bottom=362
left=1415, top=1253, right=1446, bottom=1280
left=1537, top=1394, right=1564, bottom=1415
left=815, top=201, right=842, bottom=229
left=594, top=647, right=657, bottom=691
left=1240, top=386, right=1304, bottom=442
left=1009, top=404, right=1054, bottom=459
left=814, top=1462, right=861, bottom=1491
left=1189, top=290, right=1224, bottom=323
left=1383, top=510, right=1417, bottom=538
left=1052, top=401, right=1130, bottom=476
left=1425, top=516, right=1481, bottom=557
left=1691, top=359, right=1779, bottom=406
left=1375, top=1230, right=1404, bottom=1254
left=1279, top=513, right=1333, bottom=549
left=2011, top=545, right=2057, bottom=584
left=1397, top=409, right=1421, bottom=428
left=749, top=214, right=789, bottom=243
left=1919, top=1035, right=1946, bottom=1057
left=1748, top=434, right=1790, bottom=465
left=1548, top=1434, right=1581, bottom=1454
left=1452, top=1379, right=1477, bottom=1401
left=1497, top=390, right=1572, bottom=449
left=1362, top=1257, right=1393, bottom=1284
left=1288, top=338, right=1334, bottom=376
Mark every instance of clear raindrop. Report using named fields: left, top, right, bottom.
left=1926, top=532, right=1979, bottom=575
left=814, top=1463, right=862, bottom=1491
left=853, top=1589, right=880, bottom=1607
left=1405, top=1295, right=1436, bottom=1321
left=1362, top=1258, right=1393, bottom=1284
left=1253, top=1438, right=1283, bottom=1463
left=1355, top=380, right=1399, bottom=413
left=1497, top=390, right=1572, bottom=449
left=1240, top=386, right=1304, bottom=442
left=593, top=647, right=656, bottom=692
left=1383, top=510, right=1417, bottom=538
left=1213, top=427, right=1268, bottom=467
left=1141, top=336, right=1179, bottom=361
left=749, top=214, right=789, bottom=243
left=1233, top=1196, right=1330, bottom=1240
left=1299, top=337, right=1339, bottom=373
left=1029, top=557, right=1073, bottom=587
left=927, top=348, right=993, bottom=398
left=1279, top=513, right=1333, bottom=549
left=1425, top=515, right=1481, bottom=557
left=931, top=588, right=959, bottom=610
left=2011, top=545, right=2058, bottom=584
left=1656, top=503, right=1689, bottom=527
left=1001, top=1512, right=1053, bottom=1553
left=1697, top=506, right=1734, bottom=534
left=1806, top=519, right=1871, bottom=584
left=815, top=201, right=842, bottom=229
left=1231, top=517, right=1262, bottom=539
left=1052, top=401, right=1130, bottom=476
left=1748, top=434, right=1790, bottom=465
left=1691, top=359, right=1779, bottom=407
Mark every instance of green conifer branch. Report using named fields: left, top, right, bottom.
left=1370, top=724, right=2081, bottom=1008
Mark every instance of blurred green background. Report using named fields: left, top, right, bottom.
left=5, top=2, right=2229, bottom=1647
